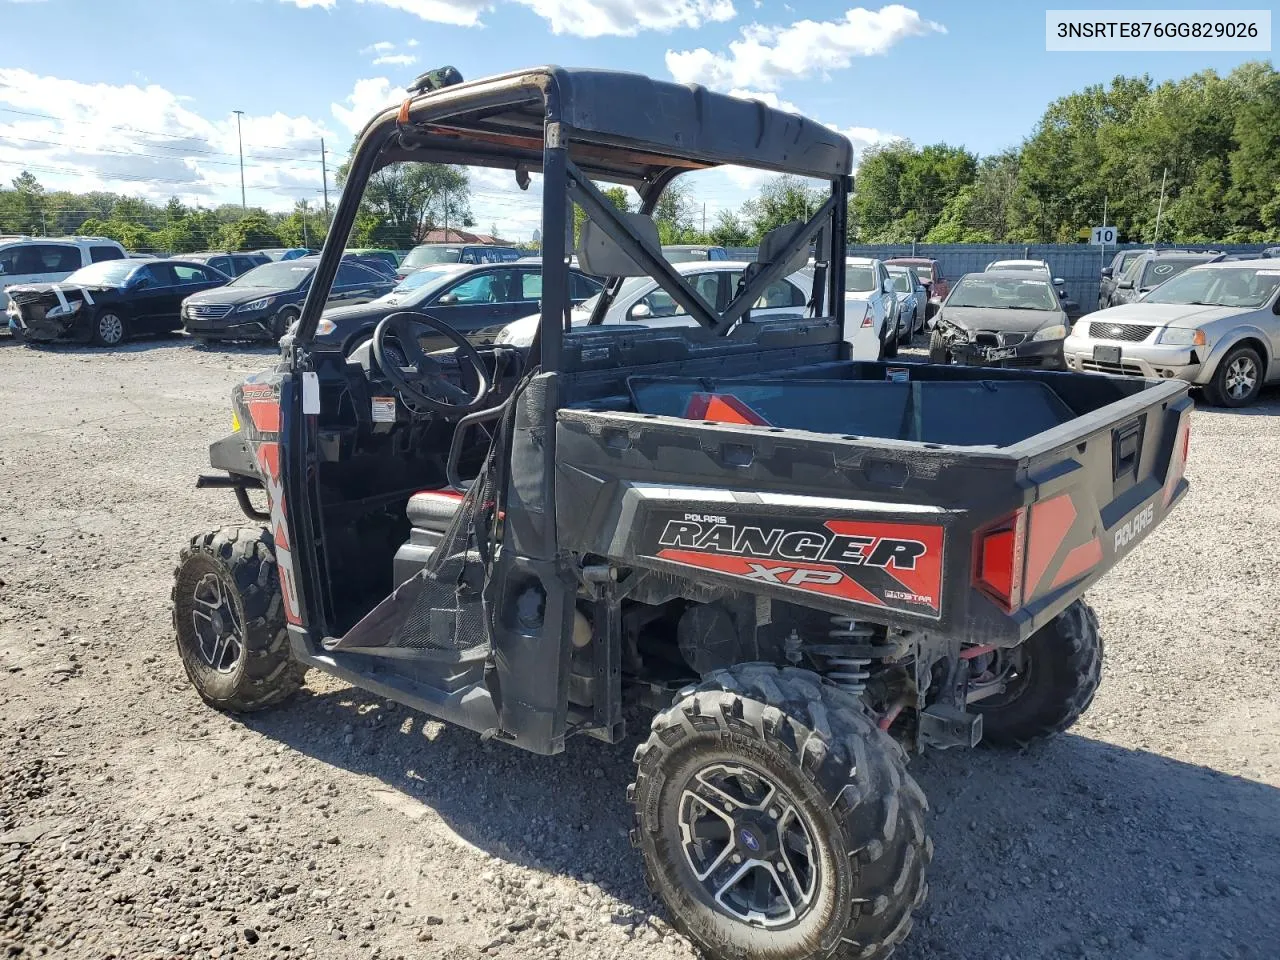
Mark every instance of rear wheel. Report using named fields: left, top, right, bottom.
left=172, top=526, right=305, bottom=712
left=971, top=600, right=1102, bottom=745
left=631, top=664, right=929, bottom=960
left=1204, top=345, right=1263, bottom=407
left=92, top=310, right=127, bottom=347
left=928, top=330, right=949, bottom=364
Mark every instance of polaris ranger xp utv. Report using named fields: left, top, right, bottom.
left=173, top=66, right=1192, bottom=960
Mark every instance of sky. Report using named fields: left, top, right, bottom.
left=0, top=0, right=1272, bottom=240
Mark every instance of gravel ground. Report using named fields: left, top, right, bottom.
left=2, top=333, right=1278, bottom=960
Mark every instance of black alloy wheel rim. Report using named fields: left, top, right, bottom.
left=189, top=571, right=245, bottom=674
left=676, top=761, right=819, bottom=928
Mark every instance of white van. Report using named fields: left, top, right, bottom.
left=0, top=236, right=128, bottom=311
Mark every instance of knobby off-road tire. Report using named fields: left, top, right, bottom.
left=172, top=526, right=305, bottom=712
left=630, top=664, right=930, bottom=960
left=973, top=599, right=1102, bottom=745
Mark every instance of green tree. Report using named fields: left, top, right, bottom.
left=708, top=208, right=750, bottom=247
left=743, top=175, right=825, bottom=243
left=573, top=184, right=632, bottom=245
left=219, top=211, right=281, bottom=251
left=653, top=181, right=697, bottom=243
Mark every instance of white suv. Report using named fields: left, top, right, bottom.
left=0, top=236, right=128, bottom=311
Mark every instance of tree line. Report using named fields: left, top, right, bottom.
left=2, top=61, right=1275, bottom=253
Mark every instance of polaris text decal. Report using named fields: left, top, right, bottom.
left=645, top=512, right=945, bottom=618
left=1113, top=502, right=1155, bottom=553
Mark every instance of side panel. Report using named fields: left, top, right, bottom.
left=231, top=375, right=304, bottom=628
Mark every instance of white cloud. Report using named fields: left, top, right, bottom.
left=286, top=0, right=735, bottom=36
left=509, top=0, right=735, bottom=37
left=0, top=68, right=330, bottom=209
left=353, top=0, right=493, bottom=27
left=406, top=37, right=419, bottom=45
left=361, top=40, right=396, bottom=54
left=330, top=77, right=402, bottom=134
left=666, top=3, right=944, bottom=90
left=373, top=53, right=418, bottom=66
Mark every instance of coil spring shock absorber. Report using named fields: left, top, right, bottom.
left=823, top=615, right=877, bottom=694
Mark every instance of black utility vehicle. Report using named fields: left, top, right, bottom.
left=8, top=257, right=228, bottom=346
left=174, top=66, right=1191, bottom=960
left=181, top=256, right=393, bottom=343
left=300, top=260, right=602, bottom=355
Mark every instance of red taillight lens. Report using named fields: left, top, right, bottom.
left=859, top=307, right=872, bottom=328
left=1162, top=415, right=1191, bottom=507
left=974, top=508, right=1027, bottom=611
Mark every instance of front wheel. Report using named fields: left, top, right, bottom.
left=928, top=330, right=949, bottom=364
left=971, top=600, right=1102, bottom=745
left=631, top=665, right=930, bottom=960
left=270, top=307, right=299, bottom=342
left=172, top=526, right=305, bottom=712
left=882, top=315, right=899, bottom=358
left=1204, top=344, right=1263, bottom=407
left=92, top=310, right=127, bottom=347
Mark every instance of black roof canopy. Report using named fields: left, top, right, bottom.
left=370, top=66, right=854, bottom=187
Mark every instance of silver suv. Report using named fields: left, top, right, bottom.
left=1063, top=259, right=1280, bottom=406
left=0, top=236, right=128, bottom=311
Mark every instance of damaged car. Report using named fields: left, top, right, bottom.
left=928, top=270, right=1069, bottom=368
left=6, top=257, right=228, bottom=346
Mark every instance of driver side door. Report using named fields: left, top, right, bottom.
left=127, top=264, right=181, bottom=329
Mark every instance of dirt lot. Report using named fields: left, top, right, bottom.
left=2, top=334, right=1279, bottom=960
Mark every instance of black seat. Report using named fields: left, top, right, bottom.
left=406, top=490, right=463, bottom=532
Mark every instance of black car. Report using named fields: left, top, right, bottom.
left=7, top=258, right=229, bottom=346
left=396, top=243, right=521, bottom=278
left=342, top=253, right=398, bottom=280
left=928, top=271, right=1070, bottom=369
left=182, top=251, right=271, bottom=278
left=296, top=260, right=603, bottom=355
left=181, top=257, right=393, bottom=343
left=1103, top=251, right=1223, bottom=308
left=1098, top=249, right=1149, bottom=309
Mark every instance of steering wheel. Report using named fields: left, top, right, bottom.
left=372, top=311, right=491, bottom=415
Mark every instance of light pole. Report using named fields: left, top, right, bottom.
left=233, top=110, right=246, bottom=209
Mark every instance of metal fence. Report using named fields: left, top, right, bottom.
left=727, top=243, right=1273, bottom=315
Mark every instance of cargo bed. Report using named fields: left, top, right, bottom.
left=552, top=327, right=1191, bottom=647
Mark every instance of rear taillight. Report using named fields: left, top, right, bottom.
left=974, top=508, right=1027, bottom=612
left=859, top=307, right=872, bottom=328
left=1162, top=415, right=1191, bottom=507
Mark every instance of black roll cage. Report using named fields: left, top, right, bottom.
left=291, top=66, right=854, bottom=369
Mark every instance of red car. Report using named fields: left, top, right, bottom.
left=885, top=257, right=948, bottom=317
